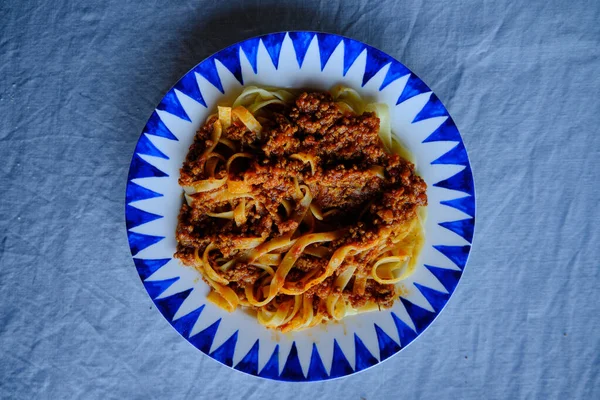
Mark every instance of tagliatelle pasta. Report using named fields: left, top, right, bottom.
left=175, top=86, right=427, bottom=332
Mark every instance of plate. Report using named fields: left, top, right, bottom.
left=125, top=31, right=475, bottom=381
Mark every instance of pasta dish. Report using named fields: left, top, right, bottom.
left=174, top=86, right=427, bottom=332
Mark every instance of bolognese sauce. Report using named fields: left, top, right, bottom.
left=174, top=88, right=427, bottom=332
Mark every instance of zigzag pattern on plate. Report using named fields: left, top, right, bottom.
left=125, top=32, right=475, bottom=381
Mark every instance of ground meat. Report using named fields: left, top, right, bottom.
left=295, top=255, right=327, bottom=272
left=306, top=276, right=334, bottom=299
left=261, top=113, right=300, bottom=157
left=178, top=116, right=216, bottom=185
left=174, top=199, right=276, bottom=263
left=312, top=112, right=386, bottom=164
left=286, top=268, right=304, bottom=283
left=224, top=263, right=262, bottom=285
left=347, top=280, right=396, bottom=309
left=289, top=92, right=342, bottom=134
left=305, top=164, right=385, bottom=210
left=243, top=158, right=299, bottom=212
left=224, top=120, right=258, bottom=148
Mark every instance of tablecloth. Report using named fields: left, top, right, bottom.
left=1, top=0, right=598, bottom=398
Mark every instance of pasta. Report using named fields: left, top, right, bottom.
left=175, top=85, right=427, bottom=332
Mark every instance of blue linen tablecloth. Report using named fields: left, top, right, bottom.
left=1, top=0, right=598, bottom=398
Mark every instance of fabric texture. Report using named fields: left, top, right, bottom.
left=0, top=0, right=598, bottom=398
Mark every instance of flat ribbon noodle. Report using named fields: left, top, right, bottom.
left=232, top=106, right=262, bottom=136
left=177, top=85, right=427, bottom=332
left=245, top=231, right=342, bottom=307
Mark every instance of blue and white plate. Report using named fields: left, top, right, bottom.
left=125, top=32, right=475, bottom=381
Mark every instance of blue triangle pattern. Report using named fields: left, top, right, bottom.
left=374, top=323, right=401, bottom=361
left=342, top=38, right=365, bottom=76
left=210, top=331, right=238, bottom=367
left=144, top=111, right=178, bottom=141
left=354, top=334, right=378, bottom=371
left=307, top=343, right=328, bottom=381
left=432, top=141, right=469, bottom=166
left=133, top=258, right=170, bottom=281
left=413, top=93, right=448, bottom=123
left=234, top=340, right=259, bottom=376
left=128, top=231, right=164, bottom=256
left=171, top=305, right=204, bottom=338
left=329, top=340, right=354, bottom=378
left=391, top=312, right=418, bottom=347
left=194, top=58, right=224, bottom=93
left=399, top=297, right=437, bottom=334
left=422, top=117, right=460, bottom=143
left=214, top=45, right=243, bottom=84
left=362, top=47, right=391, bottom=87
left=280, top=342, right=305, bottom=381
left=289, top=31, right=315, bottom=68
left=396, top=74, right=431, bottom=105
left=240, top=37, right=260, bottom=74
left=262, top=33, right=286, bottom=69
left=317, top=33, right=342, bottom=71
left=188, top=319, right=221, bottom=353
left=154, top=288, right=193, bottom=321
left=259, top=345, right=280, bottom=379
left=143, top=277, right=179, bottom=300
left=440, top=195, right=475, bottom=218
left=425, top=265, right=462, bottom=294
left=433, top=245, right=471, bottom=270
left=433, top=164, right=474, bottom=196
left=439, top=218, right=475, bottom=243
left=126, top=181, right=163, bottom=204
left=156, top=89, right=191, bottom=122
left=174, top=70, right=206, bottom=107
left=135, top=134, right=168, bottom=160
left=125, top=205, right=163, bottom=230
left=413, top=283, right=450, bottom=313
left=380, top=61, right=411, bottom=91
left=128, top=153, right=168, bottom=181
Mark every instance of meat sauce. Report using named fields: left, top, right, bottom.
left=175, top=91, right=427, bottom=310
